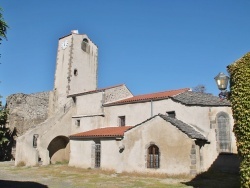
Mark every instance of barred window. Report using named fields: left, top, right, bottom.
left=95, top=141, right=101, bottom=168
left=147, top=145, right=160, bottom=168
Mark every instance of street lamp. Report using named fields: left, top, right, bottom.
left=214, top=72, right=229, bottom=99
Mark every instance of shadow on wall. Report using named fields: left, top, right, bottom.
left=0, top=180, right=48, bottom=188
left=182, top=153, right=240, bottom=188
left=47, top=136, right=69, bottom=164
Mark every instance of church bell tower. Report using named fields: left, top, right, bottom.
left=53, top=30, right=98, bottom=108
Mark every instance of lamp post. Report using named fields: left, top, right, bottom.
left=214, top=72, right=229, bottom=99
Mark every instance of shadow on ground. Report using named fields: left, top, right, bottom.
left=182, top=153, right=240, bottom=188
left=0, top=180, right=48, bottom=188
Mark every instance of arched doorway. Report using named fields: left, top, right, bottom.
left=47, top=136, right=70, bottom=164
left=216, top=112, right=231, bottom=153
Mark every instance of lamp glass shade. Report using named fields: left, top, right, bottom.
left=214, top=72, right=229, bottom=91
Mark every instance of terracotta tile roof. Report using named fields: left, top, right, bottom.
left=104, top=88, right=190, bottom=106
left=67, top=84, right=125, bottom=97
left=70, top=126, right=133, bottom=139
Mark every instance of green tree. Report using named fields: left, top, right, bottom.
left=228, top=52, right=250, bottom=188
left=0, top=7, right=13, bottom=160
left=0, top=101, right=10, bottom=160
left=0, top=100, right=15, bottom=161
left=192, top=84, right=206, bottom=93
left=0, top=7, right=8, bottom=44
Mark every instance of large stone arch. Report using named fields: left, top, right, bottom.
left=47, top=136, right=70, bottom=164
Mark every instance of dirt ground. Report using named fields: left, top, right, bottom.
left=0, top=158, right=240, bottom=188
left=0, top=161, right=192, bottom=188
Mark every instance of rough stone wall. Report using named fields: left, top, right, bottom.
left=104, top=85, right=133, bottom=104
left=6, top=92, right=50, bottom=136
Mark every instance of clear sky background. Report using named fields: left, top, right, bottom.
left=0, top=1, right=250, bottom=104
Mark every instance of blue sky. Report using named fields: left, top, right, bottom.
left=0, top=1, right=250, bottom=104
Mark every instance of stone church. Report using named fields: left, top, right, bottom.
left=7, top=30, right=236, bottom=175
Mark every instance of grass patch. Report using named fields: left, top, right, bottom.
left=0, top=162, right=239, bottom=188
left=54, top=160, right=69, bottom=165
left=16, top=161, right=26, bottom=167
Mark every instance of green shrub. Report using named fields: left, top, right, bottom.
left=228, top=52, right=250, bottom=188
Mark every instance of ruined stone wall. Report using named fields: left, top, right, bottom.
left=6, top=92, right=50, bottom=136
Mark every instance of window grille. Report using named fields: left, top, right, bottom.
left=147, top=145, right=160, bottom=168
left=217, top=114, right=231, bottom=152
left=95, top=143, right=101, bottom=168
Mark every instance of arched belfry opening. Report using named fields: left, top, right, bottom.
left=81, top=38, right=90, bottom=53
left=47, top=136, right=70, bottom=164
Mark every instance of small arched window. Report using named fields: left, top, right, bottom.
left=81, top=38, right=90, bottom=53
left=147, top=144, right=160, bottom=168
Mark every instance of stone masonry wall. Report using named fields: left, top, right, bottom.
left=6, top=92, right=50, bottom=136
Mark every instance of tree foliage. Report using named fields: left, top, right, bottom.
left=0, top=7, right=8, bottom=44
left=0, top=101, right=13, bottom=160
left=0, top=6, right=13, bottom=160
left=227, top=52, right=250, bottom=188
left=192, top=84, right=206, bottom=93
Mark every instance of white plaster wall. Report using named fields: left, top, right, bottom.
left=120, top=116, right=194, bottom=174
left=167, top=103, right=210, bottom=133
left=104, top=102, right=152, bottom=127
left=15, top=114, right=59, bottom=166
left=68, top=34, right=98, bottom=95
left=68, top=117, right=195, bottom=175
left=100, top=139, right=122, bottom=171
left=71, top=116, right=104, bottom=134
left=38, top=107, right=74, bottom=165
left=15, top=134, right=39, bottom=166
left=201, top=128, right=218, bottom=171
left=54, top=35, right=73, bottom=109
left=104, top=99, right=234, bottom=137
left=104, top=99, right=211, bottom=133
left=69, top=140, right=93, bottom=168
left=15, top=106, right=75, bottom=166
left=76, top=92, right=103, bottom=115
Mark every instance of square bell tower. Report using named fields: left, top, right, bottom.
left=53, top=30, right=98, bottom=108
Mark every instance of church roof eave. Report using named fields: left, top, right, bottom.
left=104, top=88, right=190, bottom=106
